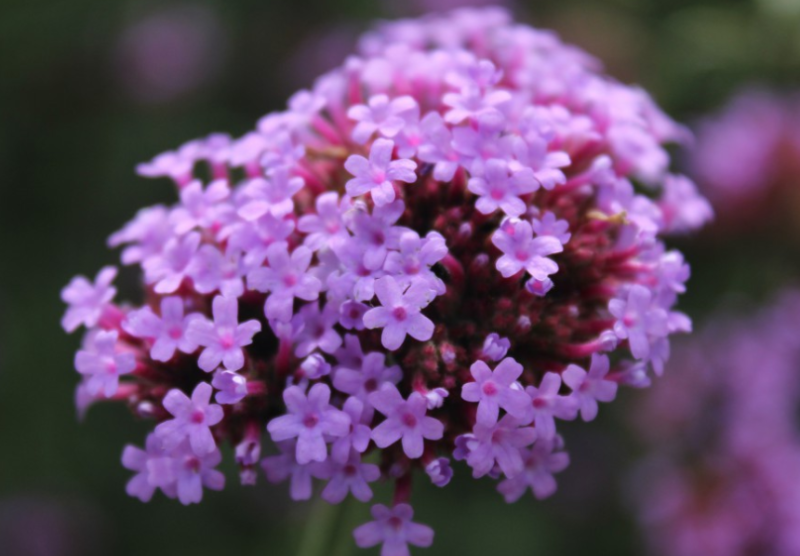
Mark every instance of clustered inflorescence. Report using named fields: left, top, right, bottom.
left=61, top=8, right=710, bottom=554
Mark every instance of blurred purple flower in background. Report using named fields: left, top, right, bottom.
left=690, top=88, right=800, bottom=226
left=631, top=291, right=800, bottom=556
left=115, top=5, right=226, bottom=104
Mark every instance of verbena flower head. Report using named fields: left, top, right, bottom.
left=61, top=8, right=707, bottom=554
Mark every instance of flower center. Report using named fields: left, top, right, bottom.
left=190, top=410, right=205, bottom=424
left=482, top=381, right=498, bottom=396
left=392, top=306, right=408, bottom=321
left=283, top=273, right=298, bottom=287
left=303, top=413, right=320, bottom=428
left=364, top=378, right=378, bottom=392
left=532, top=397, right=547, bottom=409
left=168, top=326, right=183, bottom=340
left=344, top=464, right=357, bottom=477
left=401, top=412, right=417, bottom=428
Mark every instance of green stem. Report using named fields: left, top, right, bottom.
left=295, top=498, right=341, bottom=556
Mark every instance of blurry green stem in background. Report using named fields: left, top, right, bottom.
left=293, top=497, right=361, bottom=556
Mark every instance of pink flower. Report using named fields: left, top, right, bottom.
left=123, top=296, right=200, bottom=362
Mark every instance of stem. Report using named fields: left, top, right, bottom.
left=295, top=498, right=341, bottom=556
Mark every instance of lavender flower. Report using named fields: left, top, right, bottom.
left=61, top=266, right=117, bottom=333
left=363, top=276, right=436, bottom=351
left=368, top=383, right=443, bottom=459
left=186, top=295, right=261, bottom=372
left=74, top=330, right=135, bottom=397
left=492, top=218, right=563, bottom=280
left=562, top=354, right=618, bottom=421
left=345, top=139, right=418, bottom=206
left=353, top=504, right=434, bottom=555
left=461, top=358, right=531, bottom=426
left=155, top=382, right=223, bottom=455
left=123, top=296, right=199, bottom=362
left=267, top=384, right=350, bottom=464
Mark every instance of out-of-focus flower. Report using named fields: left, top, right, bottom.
left=690, top=88, right=800, bottom=227
left=631, top=291, right=800, bottom=556
left=62, top=8, right=706, bottom=554
left=115, top=5, right=226, bottom=104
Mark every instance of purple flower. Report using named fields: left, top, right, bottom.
left=497, top=437, right=570, bottom=502
left=609, top=285, right=669, bottom=361
left=424, top=387, right=449, bottom=410
left=155, top=382, right=224, bottom=455
left=292, top=302, right=342, bottom=357
left=347, top=94, right=418, bottom=144
left=331, top=396, right=373, bottom=463
left=261, top=440, right=318, bottom=501
left=169, top=440, right=226, bottom=505
left=187, top=245, right=245, bottom=298
left=297, top=192, right=350, bottom=252
left=339, top=300, right=369, bottom=330
left=353, top=503, right=434, bottom=555
left=121, top=433, right=173, bottom=502
left=267, top=383, right=350, bottom=464
left=443, top=85, right=511, bottom=127
left=316, top=451, right=380, bottom=504
left=247, top=242, right=322, bottom=322
left=186, top=295, right=261, bottom=372
left=525, top=277, right=554, bottom=297
left=74, top=330, right=136, bottom=397
left=562, top=354, right=618, bottom=421
left=417, top=112, right=460, bottom=182
left=531, top=211, right=571, bottom=244
left=108, top=205, right=173, bottom=265
left=143, top=231, right=201, bottom=294
left=363, top=276, right=436, bottom=351
left=136, top=149, right=194, bottom=185
left=238, top=167, right=305, bottom=220
left=468, top=158, right=538, bottom=217
left=333, top=351, right=403, bottom=403
left=346, top=200, right=407, bottom=270
left=344, top=138, right=417, bottom=206
left=461, top=358, right=531, bottom=426
left=211, top=370, right=248, bottom=405
left=169, top=179, right=230, bottom=234
left=522, top=372, right=577, bottom=440
left=482, top=333, right=510, bottom=361
left=659, top=174, right=714, bottom=234
left=425, top=457, right=453, bottom=487
left=462, top=415, right=537, bottom=478
left=491, top=218, right=563, bottom=280
left=299, top=354, right=332, bottom=380
left=122, top=296, right=200, bottom=361
left=61, top=266, right=117, bottom=333
left=383, top=231, right=447, bottom=294
left=368, top=383, right=444, bottom=459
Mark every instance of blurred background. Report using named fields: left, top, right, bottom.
left=2, top=0, right=800, bottom=555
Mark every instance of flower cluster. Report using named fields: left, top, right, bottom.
left=631, top=292, right=800, bottom=556
left=62, top=8, right=707, bottom=555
